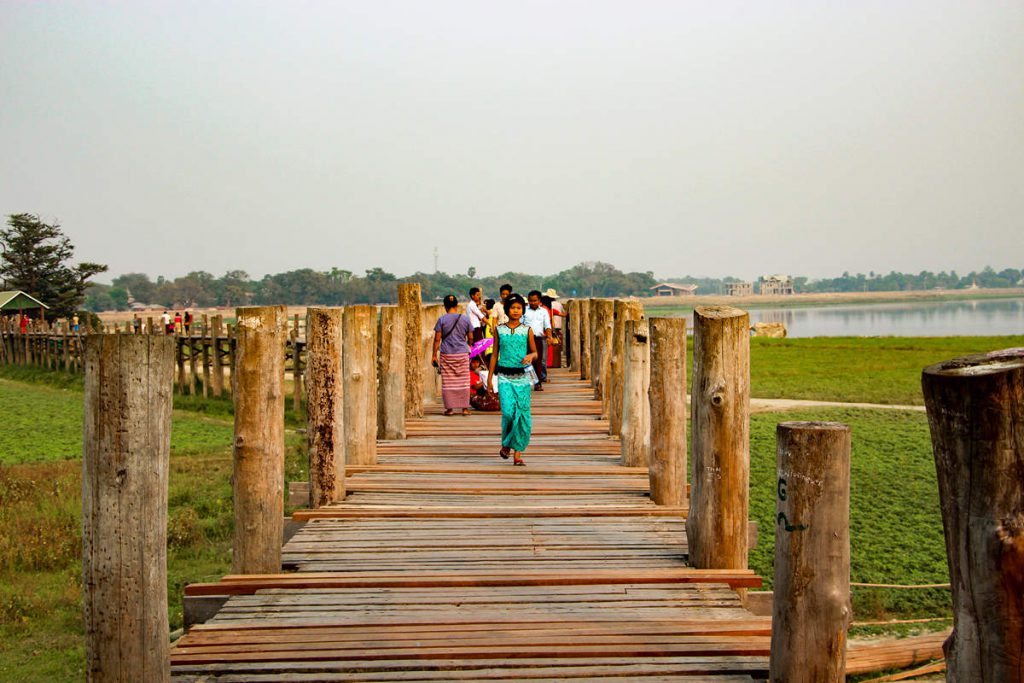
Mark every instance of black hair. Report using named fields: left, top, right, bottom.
left=500, top=283, right=513, bottom=293
left=484, top=298, right=495, bottom=309
left=469, top=287, right=480, bottom=297
left=443, top=294, right=458, bottom=310
left=505, top=293, right=526, bottom=314
left=527, top=290, right=542, bottom=299
left=541, top=295, right=553, bottom=308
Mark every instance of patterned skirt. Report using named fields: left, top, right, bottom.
left=439, top=353, right=470, bottom=409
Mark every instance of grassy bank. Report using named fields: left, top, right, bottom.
left=0, top=372, right=307, bottom=681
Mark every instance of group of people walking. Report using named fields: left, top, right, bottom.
left=160, top=310, right=193, bottom=335
left=431, top=285, right=565, bottom=466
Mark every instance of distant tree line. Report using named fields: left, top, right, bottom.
left=83, top=262, right=1024, bottom=312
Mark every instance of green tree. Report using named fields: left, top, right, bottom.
left=0, top=213, right=108, bottom=318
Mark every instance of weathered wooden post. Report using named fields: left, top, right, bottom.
left=397, top=283, right=424, bottom=418
left=83, top=334, right=174, bottom=682
left=648, top=317, right=687, bottom=506
left=770, top=421, right=852, bottom=683
left=610, top=299, right=643, bottom=436
left=421, top=304, right=444, bottom=403
left=232, top=306, right=287, bottom=574
left=211, top=314, right=225, bottom=397
left=290, top=326, right=303, bottom=414
left=620, top=319, right=650, bottom=467
left=187, top=336, right=197, bottom=395
left=343, top=305, right=378, bottom=466
left=578, top=298, right=592, bottom=381
left=200, top=317, right=210, bottom=399
left=591, top=299, right=615, bottom=413
left=378, top=305, right=407, bottom=440
left=922, top=348, right=1024, bottom=682
left=305, top=307, right=345, bottom=507
left=566, top=300, right=579, bottom=374
left=687, top=305, right=750, bottom=570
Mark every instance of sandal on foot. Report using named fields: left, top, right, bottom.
left=499, top=447, right=511, bottom=459
left=443, top=409, right=454, bottom=416
left=513, top=455, right=525, bottom=466
left=462, top=409, right=470, bottom=416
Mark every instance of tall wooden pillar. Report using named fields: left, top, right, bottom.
left=578, top=299, right=592, bottom=381
left=591, top=299, right=615, bottom=414
left=305, top=307, right=345, bottom=507
left=421, top=304, right=444, bottom=404
left=620, top=319, right=650, bottom=467
left=232, top=306, right=287, bottom=574
left=687, top=305, right=750, bottom=570
left=770, top=421, right=852, bottom=683
left=610, top=299, right=644, bottom=437
left=343, top=305, right=378, bottom=465
left=648, top=317, right=687, bottom=506
left=378, top=305, right=407, bottom=440
left=83, top=335, right=174, bottom=683
left=397, top=283, right=423, bottom=418
left=922, top=348, right=1024, bottom=682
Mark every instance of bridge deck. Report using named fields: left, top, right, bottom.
left=171, top=369, right=770, bottom=681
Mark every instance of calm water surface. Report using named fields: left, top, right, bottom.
left=745, top=298, right=1024, bottom=337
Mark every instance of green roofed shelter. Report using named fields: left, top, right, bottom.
left=0, top=290, right=49, bottom=319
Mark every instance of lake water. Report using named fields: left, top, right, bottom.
left=743, top=298, right=1024, bottom=337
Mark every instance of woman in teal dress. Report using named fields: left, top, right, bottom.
left=486, top=293, right=538, bottom=466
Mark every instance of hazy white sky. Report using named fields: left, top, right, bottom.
left=2, top=1, right=1022, bottom=282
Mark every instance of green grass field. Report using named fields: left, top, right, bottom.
left=0, top=333, right=991, bottom=681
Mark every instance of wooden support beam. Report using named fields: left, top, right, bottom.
left=610, top=299, right=643, bottom=437
left=688, top=305, right=750, bottom=570
left=305, top=307, right=345, bottom=508
left=343, top=304, right=378, bottom=466
left=922, top=348, right=1024, bottom=683
left=232, top=306, right=287, bottom=574
left=377, top=305, right=407, bottom=440
left=422, top=304, right=444, bottom=404
left=577, top=298, right=592, bottom=381
left=770, top=421, right=852, bottom=683
left=83, top=334, right=174, bottom=682
left=620, top=318, right=650, bottom=467
left=210, top=314, right=224, bottom=397
left=398, top=283, right=424, bottom=419
left=649, top=317, right=687, bottom=506
left=591, top=299, right=615, bottom=415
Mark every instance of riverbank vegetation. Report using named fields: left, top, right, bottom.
left=83, top=260, right=1024, bottom=310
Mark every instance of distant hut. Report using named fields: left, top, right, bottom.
left=758, top=275, right=795, bottom=296
left=649, top=283, right=698, bottom=297
left=725, top=282, right=753, bottom=297
left=0, top=290, right=49, bottom=320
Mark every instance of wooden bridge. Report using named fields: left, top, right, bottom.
left=169, top=367, right=770, bottom=681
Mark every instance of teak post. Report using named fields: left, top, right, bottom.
left=231, top=306, right=287, bottom=574
left=343, top=305, right=378, bottom=466
left=397, top=283, right=423, bottom=418
left=83, top=334, right=174, bottom=683
left=305, top=308, right=345, bottom=507
left=610, top=299, right=643, bottom=436
left=378, top=305, right=407, bottom=440
left=688, top=305, right=750, bottom=570
left=421, top=304, right=444, bottom=403
left=922, top=348, right=1024, bottom=683
left=591, top=299, right=615, bottom=412
left=578, top=298, right=592, bottom=381
left=648, top=317, right=687, bottom=506
left=620, top=318, right=651, bottom=467
left=567, top=299, right=581, bottom=374
left=210, top=315, right=225, bottom=397
left=770, top=421, right=852, bottom=683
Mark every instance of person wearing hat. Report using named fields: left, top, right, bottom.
left=541, top=289, right=565, bottom=369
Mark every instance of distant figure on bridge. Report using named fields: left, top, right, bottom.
left=523, top=291, right=553, bottom=391
left=71, top=314, right=80, bottom=332
left=431, top=294, right=474, bottom=416
left=132, top=314, right=142, bottom=334
left=18, top=314, right=28, bottom=334
left=174, top=311, right=183, bottom=334
left=542, top=289, right=564, bottom=368
left=466, top=287, right=487, bottom=343
left=184, top=310, right=193, bottom=335
left=161, top=310, right=171, bottom=334
left=488, top=293, right=537, bottom=466
left=493, top=283, right=512, bottom=325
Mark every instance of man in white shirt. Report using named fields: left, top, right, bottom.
left=466, top=287, right=486, bottom=342
left=493, top=283, right=513, bottom=326
left=522, top=290, right=553, bottom=389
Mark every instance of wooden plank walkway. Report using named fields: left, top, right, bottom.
left=171, top=369, right=770, bottom=681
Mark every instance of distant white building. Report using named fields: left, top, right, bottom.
left=650, top=283, right=698, bottom=297
left=759, top=275, right=795, bottom=296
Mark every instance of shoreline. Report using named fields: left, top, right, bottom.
left=640, top=287, right=1024, bottom=311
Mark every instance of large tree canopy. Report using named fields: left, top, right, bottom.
left=1, top=213, right=107, bottom=318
